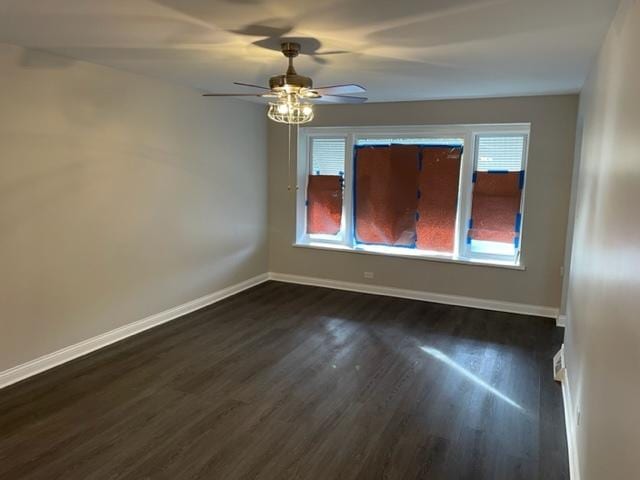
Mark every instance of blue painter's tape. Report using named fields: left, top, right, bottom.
left=472, top=171, right=477, bottom=183
left=419, top=144, right=462, bottom=148
left=315, top=170, right=320, bottom=175
left=339, top=170, right=344, bottom=177
left=488, top=169, right=509, bottom=174
left=515, top=212, right=522, bottom=233
left=468, top=218, right=473, bottom=229
left=355, top=143, right=463, bottom=150
left=419, top=144, right=464, bottom=150
left=519, top=170, right=525, bottom=189
left=415, top=211, right=420, bottom=222
left=354, top=144, right=392, bottom=149
left=514, top=236, right=520, bottom=248
left=466, top=235, right=472, bottom=245
left=305, top=200, right=308, bottom=206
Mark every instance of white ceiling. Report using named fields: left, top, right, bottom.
left=0, top=0, right=620, bottom=102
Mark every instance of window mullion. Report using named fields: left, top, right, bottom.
left=456, top=131, right=475, bottom=259
left=343, top=133, right=355, bottom=247
left=295, top=132, right=310, bottom=244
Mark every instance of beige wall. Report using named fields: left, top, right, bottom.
left=564, top=0, right=640, bottom=478
left=269, top=95, right=578, bottom=308
left=0, top=44, right=267, bottom=373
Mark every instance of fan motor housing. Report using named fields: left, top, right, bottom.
left=269, top=73, right=313, bottom=91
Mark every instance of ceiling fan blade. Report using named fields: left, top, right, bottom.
left=313, top=50, right=350, bottom=56
left=313, top=84, right=366, bottom=95
left=311, top=56, right=328, bottom=65
left=202, top=93, right=271, bottom=97
left=315, top=94, right=367, bottom=104
left=299, top=88, right=321, bottom=98
left=233, top=81, right=270, bottom=90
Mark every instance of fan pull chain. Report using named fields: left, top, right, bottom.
left=287, top=123, right=292, bottom=191
left=295, top=124, right=299, bottom=191
left=286, top=123, right=300, bottom=192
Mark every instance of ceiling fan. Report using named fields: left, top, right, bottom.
left=203, top=41, right=367, bottom=124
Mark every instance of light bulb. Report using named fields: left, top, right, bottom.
left=277, top=103, right=289, bottom=114
left=302, top=105, right=313, bottom=115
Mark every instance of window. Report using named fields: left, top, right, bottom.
left=467, top=134, right=527, bottom=260
left=305, top=137, right=346, bottom=241
left=296, top=125, right=529, bottom=267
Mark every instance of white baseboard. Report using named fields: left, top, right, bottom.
left=557, top=314, right=568, bottom=328
left=0, top=271, right=558, bottom=390
left=561, top=372, right=581, bottom=480
left=0, top=273, right=269, bottom=390
left=268, top=272, right=559, bottom=319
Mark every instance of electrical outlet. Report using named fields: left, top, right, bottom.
left=363, top=271, right=374, bottom=279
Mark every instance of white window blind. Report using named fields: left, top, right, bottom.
left=311, top=138, right=345, bottom=175
left=476, top=135, right=525, bottom=171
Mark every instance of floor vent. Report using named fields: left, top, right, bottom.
left=553, top=344, right=566, bottom=382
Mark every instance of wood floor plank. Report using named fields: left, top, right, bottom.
left=0, top=281, right=569, bottom=479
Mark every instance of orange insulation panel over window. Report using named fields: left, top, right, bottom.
left=354, top=145, right=419, bottom=246
left=417, top=146, right=462, bottom=252
left=469, top=172, right=522, bottom=243
left=306, top=175, right=343, bottom=235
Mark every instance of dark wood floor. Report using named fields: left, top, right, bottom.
left=0, top=281, right=569, bottom=480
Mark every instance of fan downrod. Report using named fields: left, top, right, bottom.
left=281, top=42, right=301, bottom=60
left=269, top=41, right=313, bottom=91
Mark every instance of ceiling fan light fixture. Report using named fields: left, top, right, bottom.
left=268, top=98, right=314, bottom=125
left=203, top=41, right=365, bottom=126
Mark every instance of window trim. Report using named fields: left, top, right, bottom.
left=462, top=132, right=530, bottom=263
left=295, top=123, right=530, bottom=268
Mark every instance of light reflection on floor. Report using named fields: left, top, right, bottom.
left=420, top=346, right=524, bottom=411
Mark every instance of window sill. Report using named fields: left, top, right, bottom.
left=292, top=242, right=526, bottom=271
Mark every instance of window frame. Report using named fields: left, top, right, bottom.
left=463, top=132, right=530, bottom=264
left=296, top=123, right=530, bottom=268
